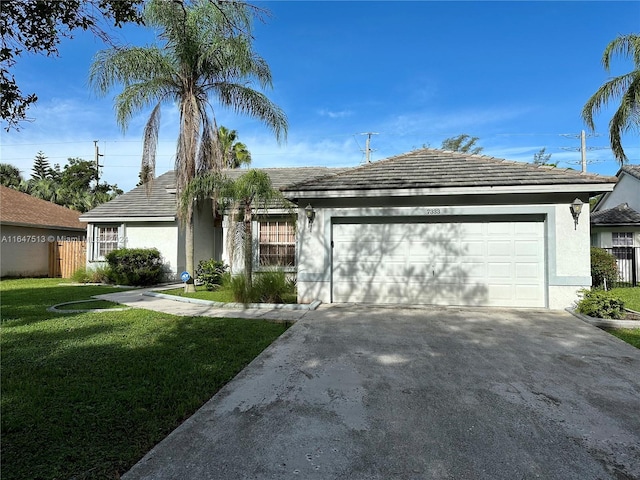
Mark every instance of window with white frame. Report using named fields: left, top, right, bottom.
left=92, top=225, right=120, bottom=260
left=612, top=232, right=634, bottom=247
left=258, top=219, right=295, bottom=267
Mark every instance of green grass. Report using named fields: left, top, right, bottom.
left=602, top=288, right=640, bottom=349
left=54, top=299, right=125, bottom=310
left=159, top=285, right=236, bottom=303
left=606, top=328, right=640, bottom=349
left=610, top=287, right=640, bottom=311
left=1, top=278, right=289, bottom=480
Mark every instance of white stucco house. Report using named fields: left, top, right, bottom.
left=590, top=165, right=640, bottom=286
left=81, top=149, right=617, bottom=309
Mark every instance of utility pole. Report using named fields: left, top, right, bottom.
left=560, top=130, right=606, bottom=172
left=93, top=140, right=104, bottom=189
left=360, top=132, right=379, bottom=163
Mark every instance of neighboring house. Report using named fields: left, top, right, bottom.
left=591, top=165, right=640, bottom=285
left=0, top=185, right=86, bottom=277
left=79, top=167, right=343, bottom=279
left=283, top=149, right=616, bottom=310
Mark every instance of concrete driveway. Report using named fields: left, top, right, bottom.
left=123, top=305, right=640, bottom=480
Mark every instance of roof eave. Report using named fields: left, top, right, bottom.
left=284, top=183, right=616, bottom=199
left=79, top=216, right=177, bottom=223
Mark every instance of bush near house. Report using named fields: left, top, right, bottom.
left=229, top=270, right=296, bottom=304
left=196, top=259, right=228, bottom=291
left=590, top=247, right=618, bottom=289
left=105, top=248, right=165, bottom=286
left=576, top=289, right=625, bottom=319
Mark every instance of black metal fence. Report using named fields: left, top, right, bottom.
left=601, top=247, right=639, bottom=288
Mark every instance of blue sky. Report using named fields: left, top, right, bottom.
left=1, top=1, right=639, bottom=192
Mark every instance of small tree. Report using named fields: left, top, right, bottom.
left=441, top=134, right=483, bottom=154
left=0, top=163, right=23, bottom=188
left=182, top=169, right=292, bottom=288
left=532, top=147, right=555, bottom=166
left=590, top=247, right=618, bottom=289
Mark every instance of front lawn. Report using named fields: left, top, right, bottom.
left=604, top=287, right=640, bottom=349
left=159, top=285, right=236, bottom=303
left=610, top=287, right=640, bottom=311
left=1, top=278, right=289, bottom=480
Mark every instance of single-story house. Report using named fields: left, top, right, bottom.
left=283, top=149, right=616, bottom=309
left=0, top=185, right=86, bottom=277
left=81, top=149, right=617, bottom=309
left=590, top=164, right=640, bottom=285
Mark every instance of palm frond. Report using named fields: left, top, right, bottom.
left=213, top=83, right=288, bottom=143
left=602, top=34, right=640, bottom=72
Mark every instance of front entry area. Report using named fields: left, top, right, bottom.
left=331, top=219, right=545, bottom=307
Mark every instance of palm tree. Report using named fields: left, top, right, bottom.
left=89, top=0, right=287, bottom=291
left=441, top=134, right=483, bottom=155
left=218, top=126, right=252, bottom=168
left=582, top=34, right=640, bottom=164
left=182, top=169, right=290, bottom=287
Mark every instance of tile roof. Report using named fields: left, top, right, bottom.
left=81, top=167, right=346, bottom=220
left=80, top=171, right=178, bottom=220
left=283, top=149, right=617, bottom=193
left=620, top=164, right=640, bottom=180
left=590, top=203, right=640, bottom=226
left=0, top=185, right=85, bottom=230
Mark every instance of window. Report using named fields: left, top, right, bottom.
left=612, top=232, right=634, bottom=247
left=92, top=225, right=120, bottom=260
left=258, top=220, right=295, bottom=267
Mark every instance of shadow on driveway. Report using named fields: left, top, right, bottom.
left=124, top=305, right=640, bottom=480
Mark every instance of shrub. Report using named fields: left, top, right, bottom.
left=105, top=248, right=164, bottom=286
left=227, top=270, right=296, bottom=304
left=70, top=265, right=113, bottom=284
left=195, top=259, right=228, bottom=291
left=228, top=273, right=255, bottom=304
left=590, top=247, right=618, bottom=289
left=253, top=269, right=296, bottom=303
left=576, top=289, right=625, bottom=319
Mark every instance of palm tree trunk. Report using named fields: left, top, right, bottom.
left=184, top=212, right=196, bottom=293
left=244, top=204, right=253, bottom=287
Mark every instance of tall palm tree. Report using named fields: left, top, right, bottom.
left=218, top=126, right=252, bottom=168
left=89, top=0, right=287, bottom=290
left=582, top=34, right=640, bottom=164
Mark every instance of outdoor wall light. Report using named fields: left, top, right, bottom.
left=305, top=204, right=316, bottom=230
left=570, top=198, right=584, bottom=230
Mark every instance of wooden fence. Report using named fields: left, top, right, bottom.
left=49, top=240, right=87, bottom=278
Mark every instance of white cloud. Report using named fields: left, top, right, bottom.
left=317, top=108, right=354, bottom=119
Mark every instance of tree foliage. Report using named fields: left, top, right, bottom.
left=532, top=147, right=556, bottom=167
left=218, top=126, right=252, bottom=168
left=0, top=163, right=23, bottom=188
left=441, top=134, right=484, bottom=155
left=582, top=33, right=640, bottom=165
left=2, top=156, right=122, bottom=212
left=0, top=0, right=144, bottom=130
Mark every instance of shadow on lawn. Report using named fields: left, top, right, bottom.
left=1, top=282, right=289, bottom=480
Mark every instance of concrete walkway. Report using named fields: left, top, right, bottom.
left=117, top=303, right=640, bottom=480
left=94, top=286, right=311, bottom=322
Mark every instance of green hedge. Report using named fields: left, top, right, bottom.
left=590, top=247, right=618, bottom=289
left=105, top=248, right=165, bottom=286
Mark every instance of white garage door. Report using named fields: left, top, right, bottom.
left=332, top=220, right=545, bottom=307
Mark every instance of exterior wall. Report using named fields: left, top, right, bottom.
left=193, top=202, right=221, bottom=271
left=591, top=227, right=640, bottom=248
left=296, top=201, right=591, bottom=310
left=1, top=224, right=85, bottom=277
left=86, top=221, right=182, bottom=280
left=598, top=173, right=640, bottom=211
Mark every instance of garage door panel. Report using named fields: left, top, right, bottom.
left=332, top=220, right=545, bottom=307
